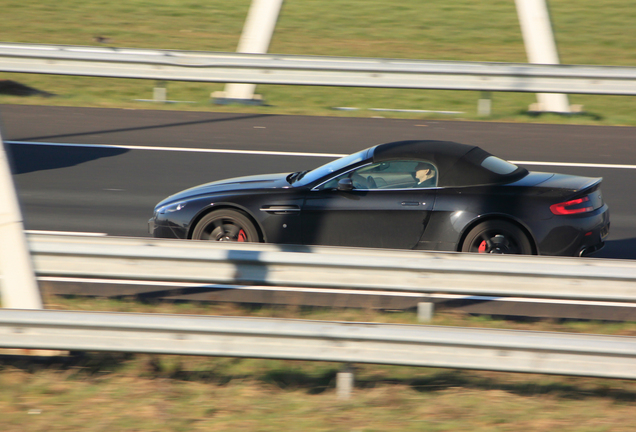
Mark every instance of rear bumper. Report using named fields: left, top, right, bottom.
left=537, top=205, right=610, bottom=257
left=577, top=217, right=610, bottom=257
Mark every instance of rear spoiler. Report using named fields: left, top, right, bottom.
left=577, top=177, right=603, bottom=195
left=538, top=174, right=602, bottom=195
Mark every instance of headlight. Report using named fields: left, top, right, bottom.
left=156, top=201, right=187, bottom=214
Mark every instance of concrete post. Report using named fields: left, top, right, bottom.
left=0, top=129, right=42, bottom=309
left=477, top=92, right=492, bottom=117
left=515, top=0, right=571, bottom=113
left=216, top=0, right=284, bottom=103
left=417, top=302, right=434, bottom=322
left=153, top=82, right=167, bottom=103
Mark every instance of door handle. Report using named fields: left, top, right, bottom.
left=401, top=201, right=421, bottom=206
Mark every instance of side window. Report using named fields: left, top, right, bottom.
left=365, top=160, right=437, bottom=189
left=316, top=160, right=437, bottom=190
left=316, top=166, right=375, bottom=190
left=315, top=164, right=383, bottom=190
left=318, top=172, right=346, bottom=190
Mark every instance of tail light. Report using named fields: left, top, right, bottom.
left=550, top=196, right=594, bottom=215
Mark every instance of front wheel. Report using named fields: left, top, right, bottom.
left=192, top=209, right=260, bottom=242
left=461, top=220, right=533, bottom=255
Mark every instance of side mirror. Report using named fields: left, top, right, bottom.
left=337, top=178, right=354, bottom=191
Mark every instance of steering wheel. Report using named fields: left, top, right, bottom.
left=366, top=176, right=377, bottom=189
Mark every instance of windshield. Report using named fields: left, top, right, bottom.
left=293, top=148, right=371, bottom=186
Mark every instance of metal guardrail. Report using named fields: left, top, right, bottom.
left=1, top=42, right=635, bottom=95
left=26, top=234, right=636, bottom=303
left=1, top=309, right=635, bottom=379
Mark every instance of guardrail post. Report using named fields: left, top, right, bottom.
left=336, top=364, right=354, bottom=400
left=478, top=92, right=492, bottom=116
left=153, top=81, right=167, bottom=103
left=417, top=302, right=434, bottom=322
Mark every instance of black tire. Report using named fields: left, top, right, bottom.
left=461, top=220, right=533, bottom=255
left=192, top=209, right=260, bottom=242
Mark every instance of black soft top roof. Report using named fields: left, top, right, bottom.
left=372, top=140, right=527, bottom=187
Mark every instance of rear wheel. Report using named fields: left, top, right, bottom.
left=192, top=209, right=259, bottom=242
left=461, top=220, right=533, bottom=255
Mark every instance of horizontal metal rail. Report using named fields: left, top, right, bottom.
left=24, top=233, right=636, bottom=303
left=1, top=42, right=635, bottom=95
left=1, top=309, right=634, bottom=379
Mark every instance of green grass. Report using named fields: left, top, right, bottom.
left=1, top=0, right=635, bottom=125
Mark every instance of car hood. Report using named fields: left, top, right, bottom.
left=158, top=173, right=292, bottom=205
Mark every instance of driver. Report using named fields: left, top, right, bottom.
left=414, top=162, right=436, bottom=187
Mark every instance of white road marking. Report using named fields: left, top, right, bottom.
left=510, top=161, right=636, bottom=169
left=6, top=140, right=343, bottom=158
left=7, top=140, right=636, bottom=169
left=26, top=230, right=108, bottom=237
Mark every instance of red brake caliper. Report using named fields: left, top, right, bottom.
left=478, top=240, right=487, bottom=253
left=237, top=229, right=247, bottom=242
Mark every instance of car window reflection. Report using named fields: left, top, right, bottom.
left=295, top=148, right=370, bottom=186
left=317, top=160, right=438, bottom=190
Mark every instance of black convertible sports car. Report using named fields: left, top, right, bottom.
left=149, top=140, right=610, bottom=256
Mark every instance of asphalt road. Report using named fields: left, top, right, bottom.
left=1, top=104, right=635, bottom=259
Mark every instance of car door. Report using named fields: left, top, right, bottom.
left=300, top=160, right=437, bottom=249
